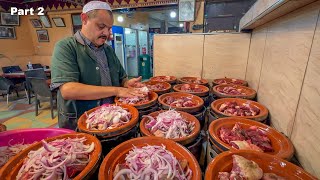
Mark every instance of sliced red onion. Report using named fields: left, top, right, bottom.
left=16, top=137, right=94, bottom=180
left=144, top=110, right=195, bottom=139
left=86, top=104, right=132, bottom=130
left=114, top=145, right=192, bottom=180
left=0, top=140, right=31, bottom=167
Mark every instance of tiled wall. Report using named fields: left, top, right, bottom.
left=246, top=1, right=320, bottom=177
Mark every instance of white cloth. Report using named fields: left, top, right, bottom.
left=82, top=1, right=112, bottom=13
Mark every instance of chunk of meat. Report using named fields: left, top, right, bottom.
left=231, top=155, right=263, bottom=180
left=146, top=83, right=167, bottom=91
left=217, top=86, right=246, bottom=95
left=164, top=96, right=196, bottom=107
left=218, top=101, right=260, bottom=116
left=230, top=141, right=263, bottom=152
left=180, top=84, right=204, bottom=92
left=219, top=123, right=273, bottom=152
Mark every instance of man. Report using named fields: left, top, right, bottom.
left=51, top=1, right=144, bottom=130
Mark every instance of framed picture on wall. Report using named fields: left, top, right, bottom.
left=52, top=17, right=65, bottom=27
left=0, top=12, right=19, bottom=26
left=71, top=14, right=82, bottom=33
left=179, top=0, right=196, bottom=22
left=30, top=19, right=42, bottom=28
left=39, top=15, right=52, bottom=28
left=36, top=29, right=49, bottom=42
left=0, top=26, right=16, bottom=39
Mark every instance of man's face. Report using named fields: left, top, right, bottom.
left=81, top=10, right=113, bottom=46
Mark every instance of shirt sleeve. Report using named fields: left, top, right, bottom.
left=51, top=39, right=80, bottom=83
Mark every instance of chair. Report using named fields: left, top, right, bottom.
left=0, top=77, right=27, bottom=105
left=28, top=77, right=56, bottom=119
left=32, top=64, right=43, bottom=69
left=26, top=63, right=43, bottom=69
left=25, top=69, right=47, bottom=104
left=2, top=66, right=22, bottom=73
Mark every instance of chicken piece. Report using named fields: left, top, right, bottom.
left=230, top=141, right=263, bottom=152
left=231, top=155, right=263, bottom=180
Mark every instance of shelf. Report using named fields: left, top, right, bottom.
left=240, top=0, right=317, bottom=30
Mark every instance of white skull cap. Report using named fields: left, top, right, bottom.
left=82, top=1, right=112, bottom=13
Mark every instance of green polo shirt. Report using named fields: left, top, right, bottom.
left=51, top=33, right=127, bottom=130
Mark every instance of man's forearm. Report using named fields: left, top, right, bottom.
left=60, top=82, right=118, bottom=100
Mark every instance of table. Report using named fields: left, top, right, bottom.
left=2, top=69, right=51, bottom=78
left=1, top=70, right=51, bottom=85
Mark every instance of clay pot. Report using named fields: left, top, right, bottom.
left=178, top=77, right=209, bottom=86
left=150, top=76, right=177, bottom=84
left=0, top=133, right=102, bottom=180
left=98, top=137, right=201, bottom=180
left=173, top=83, right=209, bottom=97
left=139, top=110, right=201, bottom=145
left=212, top=77, right=248, bottom=86
left=77, top=104, right=139, bottom=138
left=143, top=81, right=171, bottom=95
left=212, top=84, right=257, bottom=99
left=211, top=98, right=268, bottom=122
left=159, top=92, right=204, bottom=113
left=205, top=150, right=317, bottom=179
left=114, top=91, right=158, bottom=109
left=208, top=117, right=294, bottom=160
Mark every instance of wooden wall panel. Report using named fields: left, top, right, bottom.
left=153, top=35, right=204, bottom=78
left=257, top=3, right=319, bottom=136
left=245, top=26, right=267, bottom=90
left=202, top=33, right=251, bottom=82
left=290, top=7, right=320, bottom=177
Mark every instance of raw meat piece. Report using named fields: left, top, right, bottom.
left=217, top=86, right=246, bottom=95
left=164, top=96, right=196, bottom=107
left=218, top=101, right=260, bottom=116
left=219, top=123, right=273, bottom=152
left=231, top=155, right=263, bottom=180
left=180, top=84, right=204, bottom=92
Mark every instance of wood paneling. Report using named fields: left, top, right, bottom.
left=257, top=3, right=319, bottom=136
left=202, top=33, right=251, bottom=82
left=290, top=6, right=320, bottom=177
left=245, top=26, right=267, bottom=90
left=153, top=34, right=204, bottom=78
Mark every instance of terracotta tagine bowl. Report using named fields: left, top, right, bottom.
left=114, top=91, right=158, bottom=109
left=98, top=137, right=201, bottom=180
left=178, top=77, right=209, bottom=86
left=150, top=75, right=177, bottom=84
left=208, top=117, right=294, bottom=160
left=77, top=104, right=139, bottom=138
left=0, top=133, right=102, bottom=180
left=173, top=83, right=209, bottom=97
left=205, top=150, right=317, bottom=180
left=159, top=92, right=204, bottom=113
left=140, top=110, right=201, bottom=145
left=211, top=98, right=268, bottom=122
left=212, top=77, right=248, bottom=86
left=143, top=81, right=171, bottom=95
left=212, top=84, right=257, bottom=99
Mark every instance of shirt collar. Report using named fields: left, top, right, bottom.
left=74, top=30, right=104, bottom=51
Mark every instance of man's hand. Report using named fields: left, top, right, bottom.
left=125, top=76, right=144, bottom=88
left=116, top=87, right=146, bottom=98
